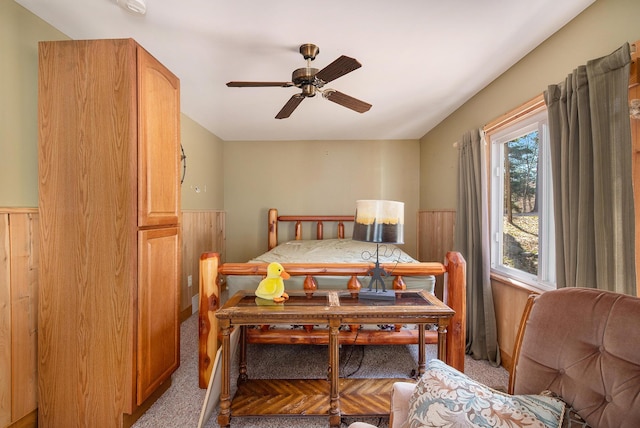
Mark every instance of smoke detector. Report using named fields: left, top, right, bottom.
left=117, top=0, right=146, bottom=15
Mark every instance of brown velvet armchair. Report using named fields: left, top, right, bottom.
left=349, top=287, right=640, bottom=428
left=509, top=287, right=640, bottom=427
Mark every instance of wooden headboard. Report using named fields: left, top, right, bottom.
left=267, top=208, right=354, bottom=250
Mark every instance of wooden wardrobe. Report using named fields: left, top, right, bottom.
left=37, top=39, right=181, bottom=427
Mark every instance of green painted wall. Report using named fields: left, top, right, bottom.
left=223, top=139, right=420, bottom=262
left=180, top=115, right=224, bottom=210
left=0, top=0, right=67, bottom=207
left=1, top=1, right=224, bottom=211
left=420, top=0, right=640, bottom=210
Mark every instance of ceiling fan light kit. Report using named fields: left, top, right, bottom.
left=227, top=43, right=372, bottom=119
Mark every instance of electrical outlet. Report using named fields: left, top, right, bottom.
left=187, top=274, right=193, bottom=288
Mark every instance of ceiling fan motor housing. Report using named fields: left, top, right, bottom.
left=292, top=67, right=321, bottom=96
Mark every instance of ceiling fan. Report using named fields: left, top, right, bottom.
left=227, top=43, right=372, bottom=119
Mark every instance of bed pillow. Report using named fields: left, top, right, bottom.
left=403, top=359, right=565, bottom=428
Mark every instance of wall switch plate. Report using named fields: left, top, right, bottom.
left=192, top=293, right=199, bottom=314
left=188, top=274, right=193, bottom=288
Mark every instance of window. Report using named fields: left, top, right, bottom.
left=487, top=108, right=555, bottom=290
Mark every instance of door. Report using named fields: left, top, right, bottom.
left=137, top=227, right=180, bottom=405
left=137, top=45, right=181, bottom=228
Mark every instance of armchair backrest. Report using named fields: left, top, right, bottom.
left=509, top=287, right=640, bottom=428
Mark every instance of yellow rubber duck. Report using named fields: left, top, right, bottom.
left=255, top=262, right=290, bottom=302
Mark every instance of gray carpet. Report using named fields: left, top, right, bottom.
left=132, top=314, right=509, bottom=428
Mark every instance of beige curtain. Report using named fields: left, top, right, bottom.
left=455, top=129, right=500, bottom=365
left=544, top=43, right=636, bottom=296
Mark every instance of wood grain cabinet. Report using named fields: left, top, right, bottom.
left=37, top=38, right=181, bottom=427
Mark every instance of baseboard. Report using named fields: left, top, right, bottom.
left=122, top=378, right=172, bottom=428
left=180, top=305, right=193, bottom=323
left=192, top=292, right=199, bottom=314
left=6, top=409, right=37, bottom=428
left=500, top=348, right=514, bottom=374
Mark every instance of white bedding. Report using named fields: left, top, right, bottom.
left=224, top=239, right=435, bottom=299
left=251, top=239, right=417, bottom=264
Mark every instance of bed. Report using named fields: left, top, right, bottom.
left=198, top=208, right=466, bottom=388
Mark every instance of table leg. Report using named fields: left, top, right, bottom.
left=239, top=325, right=248, bottom=382
left=418, top=323, right=426, bottom=375
left=217, top=319, right=231, bottom=427
left=329, top=319, right=341, bottom=427
left=437, top=320, right=448, bottom=362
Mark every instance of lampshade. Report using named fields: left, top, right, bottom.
left=352, top=200, right=404, bottom=244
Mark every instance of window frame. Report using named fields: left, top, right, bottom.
left=484, top=96, right=556, bottom=292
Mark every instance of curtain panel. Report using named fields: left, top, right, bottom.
left=544, top=43, right=636, bottom=296
left=455, top=129, right=500, bottom=365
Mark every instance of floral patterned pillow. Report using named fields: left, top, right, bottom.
left=403, top=359, right=565, bottom=428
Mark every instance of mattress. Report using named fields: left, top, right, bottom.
left=225, top=239, right=435, bottom=298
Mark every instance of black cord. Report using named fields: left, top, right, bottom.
left=359, top=244, right=405, bottom=287
left=340, top=345, right=365, bottom=378
left=339, top=327, right=365, bottom=378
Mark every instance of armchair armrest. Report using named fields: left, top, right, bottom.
left=347, top=381, right=416, bottom=428
left=390, top=382, right=416, bottom=428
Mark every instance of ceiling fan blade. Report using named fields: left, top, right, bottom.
left=227, top=81, right=293, bottom=87
left=323, top=90, right=372, bottom=113
left=315, top=55, right=361, bottom=84
left=275, top=94, right=305, bottom=119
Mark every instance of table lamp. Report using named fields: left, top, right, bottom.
left=352, top=200, right=404, bottom=300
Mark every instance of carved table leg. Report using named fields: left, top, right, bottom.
left=239, top=325, right=248, bottom=382
left=437, top=320, right=448, bottom=363
left=218, top=319, right=231, bottom=427
left=329, top=319, right=341, bottom=427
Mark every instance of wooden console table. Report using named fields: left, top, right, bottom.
left=216, top=289, right=455, bottom=427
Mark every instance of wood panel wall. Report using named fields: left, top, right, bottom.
left=416, top=210, right=456, bottom=299
left=0, top=208, right=224, bottom=427
left=1, top=209, right=39, bottom=428
left=490, top=279, right=538, bottom=372
left=0, top=214, right=9, bottom=427
left=180, top=211, right=225, bottom=319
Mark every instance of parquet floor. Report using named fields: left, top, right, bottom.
left=231, top=377, right=414, bottom=417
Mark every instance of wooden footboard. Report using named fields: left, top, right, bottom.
left=198, top=252, right=466, bottom=388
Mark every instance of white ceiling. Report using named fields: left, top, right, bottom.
left=16, top=0, right=594, bottom=141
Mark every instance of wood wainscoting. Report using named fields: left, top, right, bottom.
left=1, top=209, right=39, bottom=428
left=490, top=277, right=539, bottom=373
left=417, top=210, right=456, bottom=299
left=180, top=210, right=225, bottom=320
left=0, top=208, right=225, bottom=427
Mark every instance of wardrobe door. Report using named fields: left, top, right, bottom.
left=137, top=46, right=181, bottom=228
left=136, top=227, right=180, bottom=405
